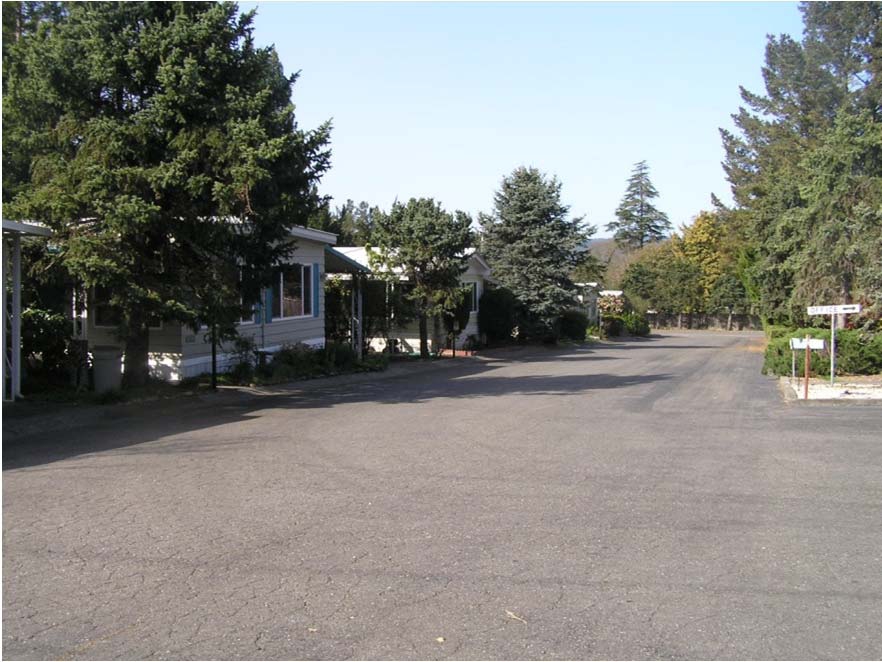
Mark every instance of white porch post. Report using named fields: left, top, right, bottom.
left=11, top=234, right=22, bottom=399
left=2, top=236, right=8, bottom=401
left=350, top=277, right=357, bottom=352
left=356, top=276, right=364, bottom=361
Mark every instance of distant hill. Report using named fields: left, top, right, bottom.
left=587, top=237, right=630, bottom=288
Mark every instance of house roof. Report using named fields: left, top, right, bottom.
left=333, top=247, right=402, bottom=275
left=2, top=220, right=52, bottom=237
left=2, top=218, right=334, bottom=246
left=324, top=246, right=371, bottom=274
left=287, top=225, right=337, bottom=245
left=334, top=247, right=491, bottom=277
left=466, top=249, right=492, bottom=275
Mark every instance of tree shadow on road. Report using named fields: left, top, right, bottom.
left=3, top=347, right=671, bottom=471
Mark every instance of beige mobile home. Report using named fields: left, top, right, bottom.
left=85, top=226, right=360, bottom=381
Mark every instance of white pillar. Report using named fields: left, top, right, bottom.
left=2, top=236, right=8, bottom=401
left=830, top=313, right=836, bottom=386
left=350, top=277, right=357, bottom=352
left=12, top=234, right=22, bottom=399
left=356, top=276, right=364, bottom=361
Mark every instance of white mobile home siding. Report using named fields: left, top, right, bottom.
left=87, top=314, right=187, bottom=381
left=179, top=239, right=328, bottom=378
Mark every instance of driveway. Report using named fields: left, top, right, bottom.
left=3, top=332, right=881, bottom=660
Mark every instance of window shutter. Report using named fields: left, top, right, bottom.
left=312, top=263, right=320, bottom=317
left=264, top=286, right=273, bottom=323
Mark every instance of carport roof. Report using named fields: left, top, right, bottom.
left=2, top=220, right=52, bottom=237
left=325, top=245, right=371, bottom=274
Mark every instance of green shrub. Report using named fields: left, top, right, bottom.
left=228, top=361, right=254, bottom=384
left=559, top=309, right=589, bottom=341
left=178, top=375, right=202, bottom=389
left=231, top=335, right=257, bottom=365
left=319, top=341, right=358, bottom=372
left=585, top=324, right=601, bottom=339
left=228, top=341, right=391, bottom=385
left=602, top=315, right=624, bottom=338
left=764, top=324, right=794, bottom=340
left=272, top=343, right=321, bottom=375
left=271, top=362, right=298, bottom=382
left=835, top=329, right=882, bottom=375
left=763, top=328, right=882, bottom=376
left=622, top=311, right=650, bottom=336
left=21, top=308, right=77, bottom=391
left=360, top=353, right=390, bottom=372
left=478, top=287, right=518, bottom=343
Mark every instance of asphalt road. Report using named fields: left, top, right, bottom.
left=3, top=332, right=881, bottom=660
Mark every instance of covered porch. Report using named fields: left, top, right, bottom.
left=3, top=219, right=53, bottom=401
left=323, top=245, right=371, bottom=359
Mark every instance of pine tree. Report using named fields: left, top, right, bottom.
left=4, top=2, right=331, bottom=384
left=721, top=2, right=882, bottom=323
left=607, top=161, right=671, bottom=250
left=480, top=166, right=594, bottom=339
left=369, top=198, right=473, bottom=359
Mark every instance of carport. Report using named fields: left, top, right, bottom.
left=324, top=245, right=371, bottom=359
left=3, top=219, right=53, bottom=401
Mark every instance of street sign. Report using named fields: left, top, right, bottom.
left=807, top=304, right=862, bottom=315
left=805, top=303, right=862, bottom=385
left=790, top=338, right=826, bottom=350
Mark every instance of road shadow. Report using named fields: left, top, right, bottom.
left=3, top=345, right=671, bottom=471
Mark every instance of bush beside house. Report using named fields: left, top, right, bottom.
left=763, top=327, right=882, bottom=377
left=227, top=341, right=388, bottom=386
left=559, top=310, right=589, bottom=341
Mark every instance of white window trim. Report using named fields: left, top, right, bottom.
left=94, top=319, right=164, bottom=330
left=465, top=281, right=479, bottom=312
left=238, top=294, right=257, bottom=326
left=273, top=264, right=313, bottom=321
left=90, top=288, right=163, bottom=330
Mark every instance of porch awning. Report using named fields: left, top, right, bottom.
left=325, top=246, right=371, bottom=275
left=3, top=219, right=52, bottom=237
left=3, top=219, right=54, bottom=401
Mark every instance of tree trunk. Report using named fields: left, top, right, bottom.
left=418, top=313, right=430, bottom=359
left=432, top=315, right=444, bottom=353
left=677, top=312, right=682, bottom=328
left=123, top=320, right=150, bottom=387
left=727, top=309, right=733, bottom=331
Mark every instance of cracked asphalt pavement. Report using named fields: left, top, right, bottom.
left=3, top=331, right=882, bottom=660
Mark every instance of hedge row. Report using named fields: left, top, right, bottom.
left=763, top=328, right=882, bottom=376
left=603, top=312, right=651, bottom=338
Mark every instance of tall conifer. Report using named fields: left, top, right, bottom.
left=606, top=161, right=671, bottom=250
left=3, top=2, right=331, bottom=384
left=480, top=167, right=594, bottom=339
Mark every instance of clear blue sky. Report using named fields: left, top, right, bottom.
left=240, top=1, right=804, bottom=237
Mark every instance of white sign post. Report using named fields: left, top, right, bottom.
left=806, top=304, right=862, bottom=385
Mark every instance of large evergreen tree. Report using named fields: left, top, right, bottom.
left=721, top=1, right=882, bottom=323
left=369, top=198, right=472, bottom=359
left=480, top=166, right=594, bottom=339
left=3, top=2, right=331, bottom=384
left=309, top=198, right=384, bottom=245
left=606, top=160, right=671, bottom=250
